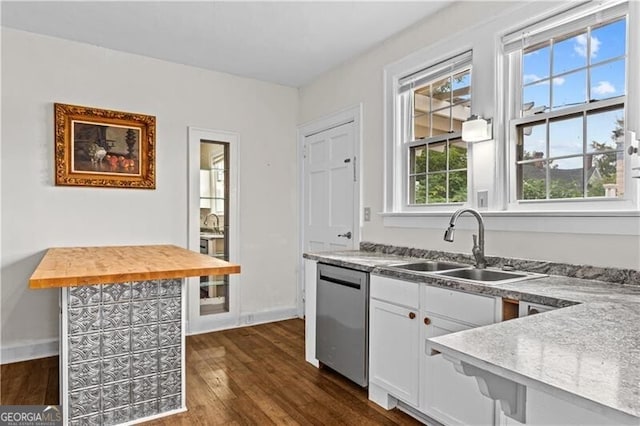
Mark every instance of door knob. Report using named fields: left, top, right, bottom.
left=424, top=317, right=431, bottom=325
left=337, top=231, right=352, bottom=239
left=409, top=312, right=416, bottom=319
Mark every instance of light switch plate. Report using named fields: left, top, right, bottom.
left=364, top=207, right=371, bottom=222
left=477, top=191, right=488, bottom=209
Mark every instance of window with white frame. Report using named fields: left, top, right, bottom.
left=504, top=2, right=629, bottom=203
left=398, top=51, right=472, bottom=206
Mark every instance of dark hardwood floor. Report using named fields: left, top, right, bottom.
left=1, top=319, right=421, bottom=425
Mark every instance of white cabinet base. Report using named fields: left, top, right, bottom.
left=368, top=382, right=398, bottom=410
left=304, top=259, right=319, bottom=367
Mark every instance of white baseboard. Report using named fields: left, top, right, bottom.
left=1, top=338, right=59, bottom=365
left=239, top=306, right=298, bottom=326
left=186, top=306, right=299, bottom=336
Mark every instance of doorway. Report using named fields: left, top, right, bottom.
left=187, top=127, right=239, bottom=334
left=298, top=104, right=362, bottom=315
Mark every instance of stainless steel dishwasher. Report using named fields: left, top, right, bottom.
left=316, top=263, right=369, bottom=387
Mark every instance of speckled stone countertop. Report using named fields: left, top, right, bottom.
left=303, top=248, right=640, bottom=421
left=428, top=302, right=640, bottom=422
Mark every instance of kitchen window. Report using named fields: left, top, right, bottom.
left=504, top=2, right=633, bottom=206
left=398, top=51, right=472, bottom=207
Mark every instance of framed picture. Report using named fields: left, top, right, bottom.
left=54, top=103, right=156, bottom=189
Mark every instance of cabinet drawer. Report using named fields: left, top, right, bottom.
left=422, top=285, right=496, bottom=326
left=370, top=275, right=419, bottom=309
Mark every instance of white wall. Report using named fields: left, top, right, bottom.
left=1, top=28, right=299, bottom=358
left=299, top=1, right=640, bottom=269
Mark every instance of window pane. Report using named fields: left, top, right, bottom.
left=524, top=44, right=550, bottom=83
left=427, top=173, right=447, bottom=203
left=451, top=101, right=471, bottom=133
left=449, top=139, right=467, bottom=170
left=519, top=161, right=547, bottom=200
left=401, top=60, right=471, bottom=208
left=553, top=31, right=587, bottom=75
left=409, top=145, right=426, bottom=174
left=549, top=116, right=583, bottom=158
left=452, top=70, right=471, bottom=103
left=591, top=19, right=626, bottom=65
left=448, top=171, right=467, bottom=202
left=522, top=82, right=549, bottom=115
left=549, top=157, right=584, bottom=199
left=410, top=175, right=426, bottom=204
left=432, top=107, right=451, bottom=135
left=590, top=59, right=625, bottom=101
left=587, top=152, right=624, bottom=198
left=428, top=141, right=447, bottom=172
left=551, top=69, right=586, bottom=109
left=520, top=122, right=547, bottom=161
left=587, top=108, right=624, bottom=153
left=414, top=112, right=430, bottom=139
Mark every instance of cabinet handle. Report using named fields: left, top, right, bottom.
left=424, top=317, right=431, bottom=325
left=408, top=312, right=416, bottom=319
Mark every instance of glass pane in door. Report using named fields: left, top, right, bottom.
left=199, top=141, right=230, bottom=315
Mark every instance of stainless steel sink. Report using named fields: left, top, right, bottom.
left=390, top=261, right=468, bottom=272
left=436, top=268, right=542, bottom=283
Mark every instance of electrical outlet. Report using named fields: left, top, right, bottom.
left=477, top=191, right=489, bottom=209
left=364, top=207, right=371, bottom=222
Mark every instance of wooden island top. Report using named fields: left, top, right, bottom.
left=29, top=244, right=240, bottom=288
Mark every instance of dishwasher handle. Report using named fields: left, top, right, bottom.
left=319, top=274, right=361, bottom=290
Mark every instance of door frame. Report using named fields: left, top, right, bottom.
left=297, top=104, right=363, bottom=317
left=187, top=126, right=241, bottom=335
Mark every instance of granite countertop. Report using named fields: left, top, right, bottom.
left=304, top=249, right=640, bottom=421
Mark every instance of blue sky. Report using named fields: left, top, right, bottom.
left=520, top=18, right=626, bottom=169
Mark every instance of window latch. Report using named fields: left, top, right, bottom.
left=628, top=131, right=638, bottom=156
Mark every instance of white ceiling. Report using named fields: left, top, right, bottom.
left=1, top=1, right=453, bottom=87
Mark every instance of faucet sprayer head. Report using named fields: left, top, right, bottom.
left=443, top=226, right=455, bottom=242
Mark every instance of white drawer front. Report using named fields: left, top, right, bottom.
left=422, top=285, right=496, bottom=326
left=370, top=275, right=419, bottom=309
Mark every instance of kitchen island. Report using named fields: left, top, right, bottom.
left=30, top=244, right=240, bottom=426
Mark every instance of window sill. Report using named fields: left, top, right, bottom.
left=380, top=210, right=640, bottom=236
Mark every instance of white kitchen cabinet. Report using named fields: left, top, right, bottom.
left=421, top=286, right=498, bottom=425
left=422, top=315, right=496, bottom=425
left=369, top=275, right=420, bottom=407
left=369, top=274, right=500, bottom=424
left=369, top=298, right=421, bottom=407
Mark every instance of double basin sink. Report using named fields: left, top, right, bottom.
left=387, top=260, right=544, bottom=284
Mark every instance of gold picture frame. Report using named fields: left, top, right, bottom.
left=54, top=103, right=156, bottom=189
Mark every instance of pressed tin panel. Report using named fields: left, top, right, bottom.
left=132, top=350, right=159, bottom=377
left=65, top=279, right=183, bottom=424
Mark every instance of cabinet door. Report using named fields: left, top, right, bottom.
left=422, top=315, right=495, bottom=426
left=369, top=299, right=420, bottom=407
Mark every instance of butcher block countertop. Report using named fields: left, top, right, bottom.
left=29, top=244, right=240, bottom=288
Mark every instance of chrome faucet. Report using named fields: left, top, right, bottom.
left=444, top=208, right=486, bottom=269
left=204, top=213, right=220, bottom=232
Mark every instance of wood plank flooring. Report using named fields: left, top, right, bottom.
left=1, top=319, right=421, bottom=425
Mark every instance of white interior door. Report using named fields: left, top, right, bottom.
left=303, top=121, right=357, bottom=252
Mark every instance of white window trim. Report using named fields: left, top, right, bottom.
left=380, top=209, right=640, bottom=236
left=382, top=0, right=640, bottom=235
left=384, top=48, right=475, bottom=214
left=503, top=1, right=638, bottom=212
